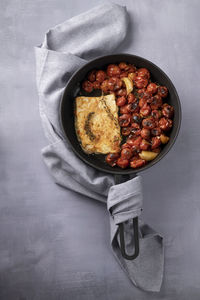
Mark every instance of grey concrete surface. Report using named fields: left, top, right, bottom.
left=0, top=0, right=200, bottom=299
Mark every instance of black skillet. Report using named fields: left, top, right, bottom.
left=60, top=54, right=181, bottom=260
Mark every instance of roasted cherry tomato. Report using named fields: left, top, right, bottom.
left=142, top=91, right=152, bottom=102
left=116, top=96, right=126, bottom=107
left=121, top=143, right=132, bottom=150
left=116, top=158, right=129, bottom=168
left=87, top=70, right=96, bottom=82
left=107, top=64, right=121, bottom=77
left=130, top=158, right=146, bottom=168
left=118, top=114, right=131, bottom=127
left=128, top=72, right=137, bottom=81
left=137, top=88, right=146, bottom=95
left=121, top=148, right=133, bottom=160
left=141, top=128, right=151, bottom=140
left=151, top=127, right=162, bottom=136
left=116, top=88, right=127, bottom=97
left=120, top=104, right=131, bottom=114
left=120, top=71, right=128, bottom=78
left=151, top=136, right=161, bottom=149
left=157, top=86, right=168, bottom=98
left=93, top=81, right=101, bottom=89
left=127, top=64, right=137, bottom=73
left=159, top=117, right=173, bottom=131
left=152, top=147, right=161, bottom=153
left=131, top=113, right=142, bottom=124
left=96, top=70, right=106, bottom=83
left=146, top=83, right=158, bottom=94
left=150, top=94, right=162, bottom=110
left=101, top=80, right=109, bottom=93
left=139, top=97, right=147, bottom=108
left=121, top=127, right=132, bottom=136
left=140, top=139, right=150, bottom=150
left=130, top=123, right=141, bottom=136
left=142, top=118, right=156, bottom=129
left=140, top=103, right=151, bottom=117
left=137, top=68, right=150, bottom=79
left=127, top=93, right=136, bottom=103
left=128, top=102, right=140, bottom=113
left=162, top=103, right=174, bottom=119
left=127, top=138, right=137, bottom=148
left=135, top=76, right=148, bottom=89
left=130, top=136, right=142, bottom=147
left=105, top=153, right=120, bottom=167
left=151, top=109, right=161, bottom=119
left=108, top=77, right=123, bottom=91
left=119, top=62, right=129, bottom=70
left=82, top=80, right=93, bottom=93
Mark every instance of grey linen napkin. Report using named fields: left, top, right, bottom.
left=35, top=3, right=164, bottom=292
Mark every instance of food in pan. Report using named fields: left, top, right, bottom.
left=79, top=62, right=174, bottom=169
left=75, top=94, right=121, bottom=154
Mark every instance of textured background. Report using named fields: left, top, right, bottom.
left=0, top=0, right=200, bottom=299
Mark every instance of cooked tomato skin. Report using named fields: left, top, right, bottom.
left=140, top=139, right=150, bottom=150
left=151, top=109, right=161, bottom=119
left=150, top=95, right=162, bottom=110
left=146, top=83, right=158, bottom=94
left=159, top=117, right=173, bottom=131
left=139, top=97, right=147, bottom=108
left=128, top=102, right=140, bottom=113
left=130, top=123, right=141, bottom=136
left=162, top=103, right=174, bottom=118
left=135, top=76, right=148, bottom=89
left=121, top=127, right=132, bottom=136
left=82, top=80, right=93, bottom=93
left=157, top=86, right=168, bottom=98
left=119, top=62, right=129, bottom=70
left=121, top=148, right=133, bottom=160
left=141, top=128, right=151, bottom=140
left=140, top=103, right=151, bottom=117
left=106, top=153, right=120, bottom=167
left=137, top=68, right=150, bottom=79
left=116, top=96, right=126, bottom=107
left=87, top=70, right=96, bottom=82
left=116, top=158, right=129, bottom=168
left=131, top=113, right=142, bottom=124
left=151, top=127, right=162, bottom=136
left=130, top=158, right=146, bottom=168
left=93, top=81, right=101, bottom=89
left=151, top=136, right=161, bottom=149
left=107, top=77, right=123, bottom=91
left=96, top=70, right=106, bottom=83
left=128, top=136, right=142, bottom=147
left=127, top=93, right=136, bottom=103
left=142, top=118, right=156, bottom=129
left=101, top=80, right=109, bottom=93
left=116, top=88, right=127, bottom=97
left=120, top=104, right=131, bottom=114
left=107, top=64, right=121, bottom=77
left=121, top=143, right=132, bottom=150
left=118, top=114, right=131, bottom=127
left=120, top=71, right=128, bottom=78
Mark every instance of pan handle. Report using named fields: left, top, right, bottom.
left=114, top=174, right=139, bottom=260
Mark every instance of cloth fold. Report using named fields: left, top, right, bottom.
left=35, top=3, right=164, bottom=292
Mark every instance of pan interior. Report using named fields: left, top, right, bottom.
left=61, top=54, right=181, bottom=175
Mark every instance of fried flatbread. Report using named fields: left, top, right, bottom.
left=75, top=94, right=121, bottom=154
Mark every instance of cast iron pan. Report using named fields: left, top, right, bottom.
left=60, top=54, right=181, bottom=260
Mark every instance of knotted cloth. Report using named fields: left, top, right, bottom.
left=35, top=3, right=164, bottom=292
